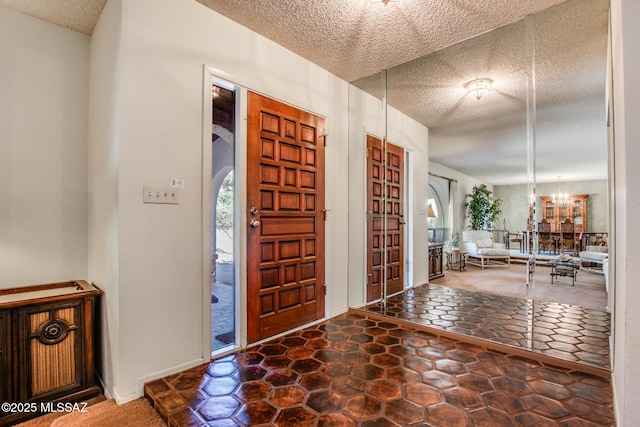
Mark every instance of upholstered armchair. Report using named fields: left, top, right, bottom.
left=462, top=230, right=510, bottom=269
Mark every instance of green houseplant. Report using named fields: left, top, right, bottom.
left=445, top=234, right=460, bottom=252
left=464, top=184, right=503, bottom=231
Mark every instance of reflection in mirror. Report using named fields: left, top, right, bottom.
left=348, top=65, right=431, bottom=311
left=348, top=70, right=386, bottom=308
left=351, top=0, right=610, bottom=373
left=427, top=182, right=446, bottom=244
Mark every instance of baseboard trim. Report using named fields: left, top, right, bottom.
left=129, top=357, right=208, bottom=403
left=111, top=387, right=141, bottom=405
left=97, top=375, right=111, bottom=400
left=330, top=307, right=350, bottom=318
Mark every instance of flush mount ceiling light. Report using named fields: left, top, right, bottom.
left=369, top=0, right=399, bottom=5
left=464, top=78, right=493, bottom=100
left=212, top=85, right=221, bottom=99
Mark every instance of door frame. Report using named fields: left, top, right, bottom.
left=202, top=67, right=247, bottom=357
left=202, top=65, right=331, bottom=355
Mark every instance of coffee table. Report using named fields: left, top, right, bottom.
left=548, top=257, right=581, bottom=286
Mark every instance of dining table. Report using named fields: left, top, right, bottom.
left=511, top=231, right=607, bottom=254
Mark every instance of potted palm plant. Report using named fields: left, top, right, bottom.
left=443, top=234, right=460, bottom=254
left=464, top=184, right=502, bottom=231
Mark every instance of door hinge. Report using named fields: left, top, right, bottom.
left=322, top=208, right=331, bottom=220
left=323, top=283, right=327, bottom=295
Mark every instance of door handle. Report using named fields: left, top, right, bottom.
left=250, top=206, right=259, bottom=215
left=249, top=219, right=260, bottom=228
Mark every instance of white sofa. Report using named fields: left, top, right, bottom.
left=579, top=245, right=608, bottom=271
left=462, top=230, right=510, bottom=269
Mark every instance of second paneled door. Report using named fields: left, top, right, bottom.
left=366, top=134, right=405, bottom=303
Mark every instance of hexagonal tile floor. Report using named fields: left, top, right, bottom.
left=144, top=312, right=614, bottom=426
left=364, top=283, right=610, bottom=371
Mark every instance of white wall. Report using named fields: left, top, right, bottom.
left=428, top=161, right=485, bottom=234
left=347, top=85, right=429, bottom=308
left=611, top=0, right=640, bottom=425
left=0, top=6, right=89, bottom=287
left=88, top=0, right=350, bottom=401
left=87, top=0, right=122, bottom=399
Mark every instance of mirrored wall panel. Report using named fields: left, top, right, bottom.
left=349, top=0, right=611, bottom=372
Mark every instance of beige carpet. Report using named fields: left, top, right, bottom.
left=16, top=398, right=164, bottom=427
left=431, top=262, right=608, bottom=311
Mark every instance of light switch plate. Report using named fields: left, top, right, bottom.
left=143, top=185, right=179, bottom=204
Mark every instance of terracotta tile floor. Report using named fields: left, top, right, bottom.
left=145, top=312, right=614, bottom=426
left=364, top=284, right=611, bottom=372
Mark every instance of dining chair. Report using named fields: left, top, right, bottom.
left=538, top=219, right=554, bottom=254
left=503, top=218, right=524, bottom=252
left=559, top=219, right=577, bottom=255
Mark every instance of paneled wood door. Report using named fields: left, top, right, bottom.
left=246, top=92, right=325, bottom=343
left=366, top=135, right=405, bottom=302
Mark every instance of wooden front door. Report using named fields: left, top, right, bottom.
left=367, top=135, right=405, bottom=302
left=246, top=92, right=325, bottom=343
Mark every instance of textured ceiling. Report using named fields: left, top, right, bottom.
left=197, top=0, right=569, bottom=83
left=0, top=0, right=105, bottom=35
left=1, top=0, right=609, bottom=185
left=352, top=0, right=610, bottom=184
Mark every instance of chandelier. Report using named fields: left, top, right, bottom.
left=553, top=193, right=569, bottom=206
left=552, top=176, right=569, bottom=206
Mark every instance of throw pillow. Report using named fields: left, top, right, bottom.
left=477, top=238, right=493, bottom=248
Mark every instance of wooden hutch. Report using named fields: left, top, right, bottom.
left=539, top=194, right=588, bottom=232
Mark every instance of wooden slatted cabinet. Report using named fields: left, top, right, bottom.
left=0, top=280, right=102, bottom=426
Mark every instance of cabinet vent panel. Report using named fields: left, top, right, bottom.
left=30, top=330, right=77, bottom=395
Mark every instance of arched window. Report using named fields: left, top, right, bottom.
left=428, top=183, right=446, bottom=242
